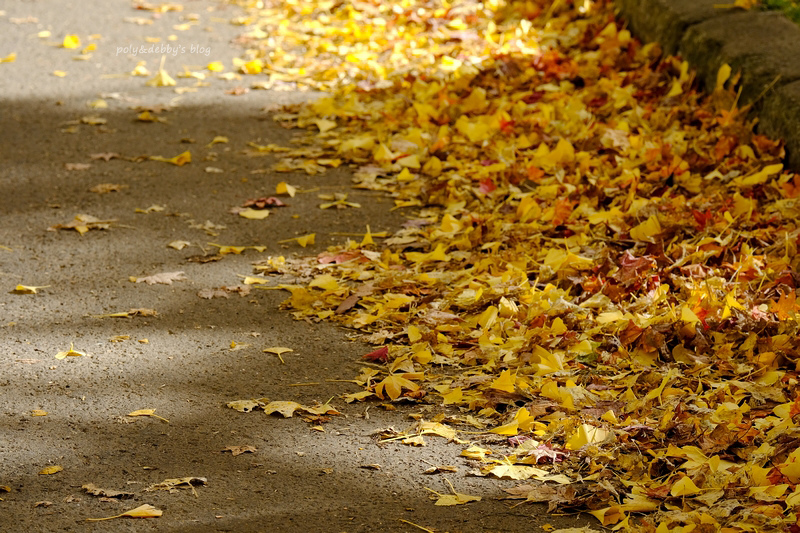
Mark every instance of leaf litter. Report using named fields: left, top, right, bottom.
left=217, top=0, right=800, bottom=530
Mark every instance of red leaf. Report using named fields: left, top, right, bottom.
left=478, top=178, right=496, bottom=195
left=243, top=197, right=287, bottom=209
left=362, top=346, right=388, bottom=363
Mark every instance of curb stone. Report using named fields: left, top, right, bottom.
left=614, top=0, right=800, bottom=169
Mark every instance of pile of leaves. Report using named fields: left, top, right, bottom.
left=232, top=0, right=800, bottom=530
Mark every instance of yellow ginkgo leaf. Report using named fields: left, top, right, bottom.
left=150, top=151, right=191, bottom=166
left=31, top=410, right=48, bottom=416
left=565, top=424, right=611, bottom=450
left=11, top=284, right=50, bottom=294
left=146, top=56, right=176, bottom=87
left=127, top=409, right=169, bottom=423
left=55, top=343, right=85, bottom=360
left=278, top=234, right=315, bottom=247
left=489, top=369, right=516, bottom=393
left=670, top=475, right=701, bottom=497
left=629, top=215, right=661, bottom=242
left=314, top=118, right=337, bottom=133
left=241, top=276, right=270, bottom=285
left=434, top=492, right=480, bottom=506
left=86, top=503, right=163, bottom=521
left=0, top=52, right=16, bottom=63
left=276, top=182, right=297, bottom=197
left=207, top=61, right=225, bottom=72
left=53, top=70, right=68, bottom=77
left=374, top=374, right=420, bottom=401
left=240, top=59, right=262, bottom=74
left=39, top=465, right=63, bottom=475
left=263, top=400, right=303, bottom=417
left=168, top=240, right=190, bottom=250
left=263, top=346, right=293, bottom=363
left=62, top=34, right=81, bottom=49
left=238, top=208, right=270, bottom=220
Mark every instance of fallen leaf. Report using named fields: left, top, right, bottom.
left=62, top=34, right=80, bottom=48
left=168, top=240, right=190, bottom=250
left=127, top=409, right=169, bottom=423
left=86, top=503, right=163, bottom=521
left=38, top=465, right=63, bottom=475
left=226, top=399, right=266, bottom=413
left=263, top=346, right=293, bottom=364
left=89, top=183, right=127, bottom=193
left=135, top=204, right=165, bottom=213
left=263, top=401, right=303, bottom=417
left=428, top=481, right=481, bottom=506
left=238, top=208, right=270, bottom=220
left=82, top=484, right=134, bottom=499
left=146, top=56, right=176, bottom=87
left=149, top=150, right=191, bottom=166
left=134, top=271, right=187, bottom=285
left=11, top=285, right=49, bottom=294
left=423, top=465, right=458, bottom=474
left=278, top=234, right=315, bottom=247
left=275, top=182, right=297, bottom=197
left=223, top=445, right=257, bottom=456
left=55, top=343, right=86, bottom=360
left=48, top=214, right=114, bottom=235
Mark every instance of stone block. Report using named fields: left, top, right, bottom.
left=615, top=0, right=733, bottom=54
left=760, top=80, right=800, bottom=170
left=679, top=11, right=800, bottom=103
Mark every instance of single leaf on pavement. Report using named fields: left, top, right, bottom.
left=127, top=409, right=169, bottom=423
left=149, top=150, right=190, bottom=166
left=133, top=271, right=187, bottom=285
left=82, top=483, right=134, bottom=499
left=275, top=181, right=297, bottom=197
left=86, top=503, right=163, bottom=521
left=55, top=343, right=85, bottom=360
left=264, top=346, right=293, bottom=363
left=223, top=445, right=257, bottom=456
left=263, top=401, right=303, bottom=417
left=11, top=284, right=49, bottom=294
left=38, top=465, right=63, bottom=475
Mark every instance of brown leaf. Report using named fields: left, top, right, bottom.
left=223, top=445, right=257, bottom=456
left=82, top=483, right=134, bottom=499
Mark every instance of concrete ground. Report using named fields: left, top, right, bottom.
left=0, top=1, right=594, bottom=532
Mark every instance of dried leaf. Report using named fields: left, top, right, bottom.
left=134, top=271, right=187, bottom=285
left=86, top=503, right=163, bottom=521
left=127, top=409, right=169, bottom=423
left=55, top=343, right=85, bottom=360
left=11, top=285, right=49, bottom=294
left=82, top=484, right=134, bottom=499
left=223, top=445, right=257, bottom=456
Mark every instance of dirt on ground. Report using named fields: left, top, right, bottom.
left=0, top=2, right=595, bottom=531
